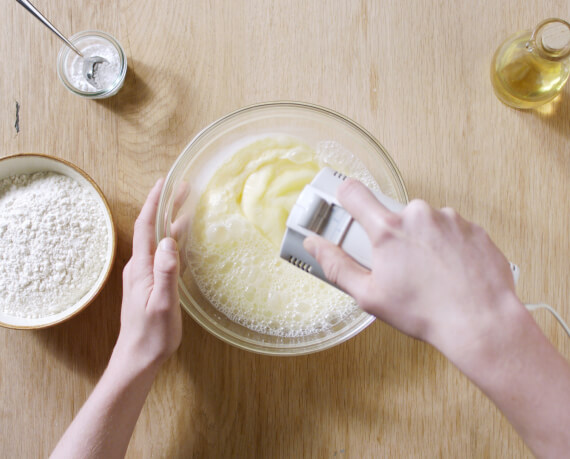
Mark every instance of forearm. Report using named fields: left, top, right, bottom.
left=443, top=297, right=570, bottom=458
left=50, top=345, right=159, bottom=459
left=50, top=182, right=181, bottom=459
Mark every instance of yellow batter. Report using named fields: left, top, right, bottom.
left=189, top=136, right=359, bottom=337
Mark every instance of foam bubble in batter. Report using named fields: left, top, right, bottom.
left=189, top=136, right=381, bottom=337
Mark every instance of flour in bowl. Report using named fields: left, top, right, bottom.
left=0, top=172, right=110, bottom=318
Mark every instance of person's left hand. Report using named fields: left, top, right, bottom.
left=114, top=179, right=182, bottom=373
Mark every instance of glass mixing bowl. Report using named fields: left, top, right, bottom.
left=156, top=102, right=408, bottom=355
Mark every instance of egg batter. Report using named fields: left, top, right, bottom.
left=189, top=136, right=374, bottom=337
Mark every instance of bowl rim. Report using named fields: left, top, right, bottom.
left=0, top=153, right=117, bottom=329
left=157, top=100, right=409, bottom=355
left=164, top=101, right=408, bottom=198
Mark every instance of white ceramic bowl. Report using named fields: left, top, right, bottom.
left=0, top=154, right=116, bottom=329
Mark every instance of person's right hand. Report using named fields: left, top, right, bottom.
left=303, top=178, right=524, bottom=360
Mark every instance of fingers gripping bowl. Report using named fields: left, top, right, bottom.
left=157, top=102, right=408, bottom=355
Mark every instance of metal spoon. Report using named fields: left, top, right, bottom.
left=16, top=0, right=107, bottom=86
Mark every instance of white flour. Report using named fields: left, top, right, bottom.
left=0, top=172, right=109, bottom=318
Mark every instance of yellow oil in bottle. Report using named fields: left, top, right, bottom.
left=491, top=19, right=570, bottom=109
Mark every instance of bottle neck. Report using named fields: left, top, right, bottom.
left=529, top=18, right=570, bottom=61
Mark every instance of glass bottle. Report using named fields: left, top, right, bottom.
left=491, top=18, right=570, bottom=109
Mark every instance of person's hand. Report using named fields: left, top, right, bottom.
left=50, top=180, right=183, bottom=459
left=303, top=179, right=523, bottom=360
left=114, top=179, right=182, bottom=373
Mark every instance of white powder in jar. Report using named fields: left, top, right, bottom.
left=0, top=172, right=110, bottom=318
left=67, top=43, right=121, bottom=92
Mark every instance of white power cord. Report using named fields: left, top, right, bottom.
left=525, top=303, right=570, bottom=338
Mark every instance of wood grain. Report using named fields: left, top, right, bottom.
left=1, top=0, right=569, bottom=457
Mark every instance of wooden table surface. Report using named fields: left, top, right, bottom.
left=2, top=1, right=569, bottom=457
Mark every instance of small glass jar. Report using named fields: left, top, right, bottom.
left=57, top=30, right=127, bottom=99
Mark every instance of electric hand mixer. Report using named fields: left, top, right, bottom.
left=280, top=168, right=570, bottom=337
left=280, top=167, right=520, bottom=286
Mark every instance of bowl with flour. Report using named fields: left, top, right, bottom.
left=57, top=30, right=127, bottom=99
left=0, top=154, right=116, bottom=329
left=157, top=102, right=408, bottom=355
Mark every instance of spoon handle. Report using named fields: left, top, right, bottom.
left=16, top=0, right=84, bottom=58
